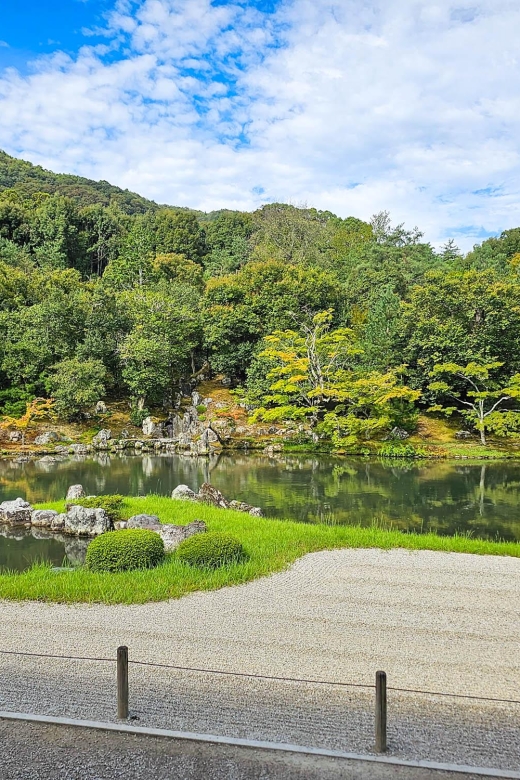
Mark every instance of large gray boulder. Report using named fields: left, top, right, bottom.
left=95, top=401, right=107, bottom=414
left=192, top=428, right=222, bottom=455
left=66, top=484, right=86, bottom=500
left=142, top=417, right=164, bottom=437
left=126, top=514, right=161, bottom=530
left=171, top=485, right=198, bottom=501
left=158, top=520, right=206, bottom=552
left=92, top=429, right=111, bottom=449
left=0, top=498, right=33, bottom=526
left=63, top=506, right=112, bottom=536
left=31, top=509, right=58, bottom=528
left=8, top=430, right=22, bottom=443
left=34, top=432, right=60, bottom=446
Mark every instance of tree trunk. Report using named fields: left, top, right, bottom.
left=479, top=425, right=486, bottom=445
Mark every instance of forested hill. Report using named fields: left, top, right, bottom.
left=0, top=150, right=159, bottom=214
left=2, top=148, right=520, bottom=450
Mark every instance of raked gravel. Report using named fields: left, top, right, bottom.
left=0, top=548, right=519, bottom=771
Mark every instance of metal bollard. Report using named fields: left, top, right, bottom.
left=375, top=670, right=387, bottom=753
left=117, top=645, right=129, bottom=719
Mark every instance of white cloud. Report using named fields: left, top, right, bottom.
left=0, top=0, right=519, bottom=248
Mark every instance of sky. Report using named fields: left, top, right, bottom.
left=0, top=0, right=519, bottom=250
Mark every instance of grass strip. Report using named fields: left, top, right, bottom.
left=0, top=494, right=519, bottom=605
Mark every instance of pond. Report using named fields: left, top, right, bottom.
left=0, top=451, right=520, bottom=566
left=0, top=525, right=89, bottom=572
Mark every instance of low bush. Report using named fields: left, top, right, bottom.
left=176, top=531, right=248, bottom=569
left=86, top=529, right=165, bottom=572
left=71, top=495, right=124, bottom=522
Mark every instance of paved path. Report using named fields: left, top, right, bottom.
left=0, top=548, right=519, bottom=771
left=0, top=720, right=505, bottom=780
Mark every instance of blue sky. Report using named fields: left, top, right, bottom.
left=0, top=0, right=519, bottom=250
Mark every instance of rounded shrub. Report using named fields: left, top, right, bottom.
left=176, top=532, right=248, bottom=569
left=86, top=529, right=165, bottom=573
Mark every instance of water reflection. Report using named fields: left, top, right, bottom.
left=1, top=453, right=520, bottom=541
left=0, top=526, right=88, bottom=571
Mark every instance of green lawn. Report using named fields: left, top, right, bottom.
left=1, top=495, right=519, bottom=605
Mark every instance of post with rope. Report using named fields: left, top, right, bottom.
left=117, top=646, right=129, bottom=719
left=375, top=670, right=387, bottom=753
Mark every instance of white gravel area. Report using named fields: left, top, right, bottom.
left=1, top=548, right=519, bottom=771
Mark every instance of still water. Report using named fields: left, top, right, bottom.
left=1, top=452, right=520, bottom=545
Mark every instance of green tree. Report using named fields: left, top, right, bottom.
left=401, top=270, right=520, bottom=393
left=251, top=311, right=419, bottom=447
left=155, top=210, right=206, bottom=263
left=203, top=259, right=343, bottom=378
left=46, top=358, right=107, bottom=419
left=429, top=361, right=520, bottom=445
left=119, top=287, right=201, bottom=409
left=31, top=195, right=83, bottom=270
left=102, top=214, right=155, bottom=290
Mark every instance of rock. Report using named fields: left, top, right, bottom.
left=34, top=431, right=60, bottom=445
left=197, top=483, right=229, bottom=509
left=0, top=498, right=33, bottom=526
left=142, top=417, right=164, bottom=437
left=63, top=505, right=112, bottom=536
left=229, top=500, right=264, bottom=517
left=54, top=445, right=69, bottom=454
left=51, top=514, right=66, bottom=531
left=31, top=509, right=58, bottom=528
left=120, top=429, right=129, bottom=439
left=66, top=484, right=86, bottom=500
left=158, top=520, right=207, bottom=552
left=456, top=430, right=473, bottom=439
left=202, top=398, right=213, bottom=406
left=191, top=391, right=202, bottom=407
left=235, top=426, right=248, bottom=435
left=390, top=427, right=410, bottom=440
left=95, top=401, right=107, bottom=414
left=92, top=429, right=111, bottom=449
left=126, top=514, right=161, bottom=530
left=221, top=376, right=232, bottom=387
left=68, top=444, right=90, bottom=455
left=8, top=430, right=23, bottom=442
left=134, top=441, right=143, bottom=450
left=114, top=521, right=127, bottom=530
left=191, top=427, right=222, bottom=455
left=171, top=485, right=198, bottom=501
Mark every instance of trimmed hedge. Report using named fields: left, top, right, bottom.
left=86, top=529, right=165, bottom=572
left=71, top=494, right=124, bottom=522
left=176, top=532, right=248, bottom=569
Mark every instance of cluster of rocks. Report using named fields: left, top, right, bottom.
left=0, top=481, right=216, bottom=553
left=115, top=515, right=207, bottom=552
left=0, top=498, right=111, bottom=537
left=171, top=482, right=263, bottom=517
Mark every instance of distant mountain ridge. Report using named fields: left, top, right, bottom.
left=0, top=150, right=161, bottom=215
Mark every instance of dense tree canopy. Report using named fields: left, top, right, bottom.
left=2, top=149, right=520, bottom=446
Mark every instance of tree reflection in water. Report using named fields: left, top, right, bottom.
left=1, top=453, right=520, bottom=541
